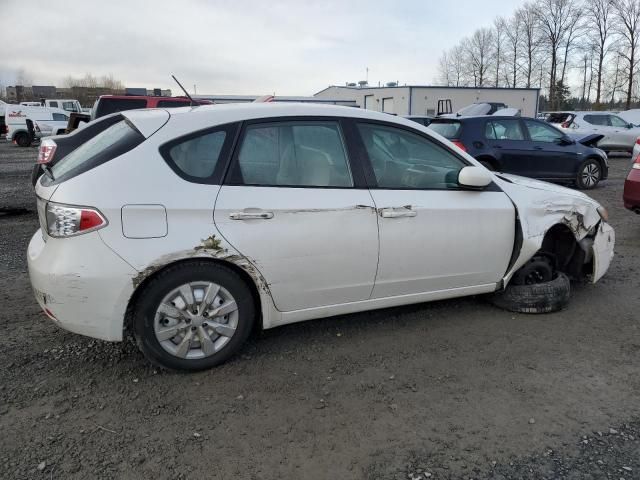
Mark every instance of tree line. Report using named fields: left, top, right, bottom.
left=437, top=0, right=640, bottom=111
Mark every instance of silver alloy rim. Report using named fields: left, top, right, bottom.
left=581, top=163, right=600, bottom=187
left=153, top=282, right=239, bottom=360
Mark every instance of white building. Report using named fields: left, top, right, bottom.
left=315, top=85, right=541, bottom=117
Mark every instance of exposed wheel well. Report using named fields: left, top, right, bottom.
left=583, top=155, right=606, bottom=173
left=124, top=258, right=263, bottom=335
left=540, top=224, right=589, bottom=278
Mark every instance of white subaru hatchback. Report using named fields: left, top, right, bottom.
left=28, top=104, right=615, bottom=370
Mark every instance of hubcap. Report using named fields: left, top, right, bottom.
left=581, top=163, right=600, bottom=187
left=153, top=282, right=238, bottom=360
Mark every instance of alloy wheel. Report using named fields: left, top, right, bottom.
left=153, top=281, right=239, bottom=359
left=581, top=163, right=600, bottom=188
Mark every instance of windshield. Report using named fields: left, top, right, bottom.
left=456, top=103, right=491, bottom=116
left=428, top=121, right=462, bottom=139
left=48, top=119, right=143, bottom=183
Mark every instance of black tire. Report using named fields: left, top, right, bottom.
left=133, top=261, right=256, bottom=371
left=576, top=158, right=602, bottom=189
left=15, top=132, right=31, bottom=147
left=479, top=160, right=495, bottom=171
left=490, top=272, right=570, bottom=314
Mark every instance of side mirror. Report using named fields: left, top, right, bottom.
left=555, top=136, right=574, bottom=146
left=628, top=123, right=634, bottom=129
left=458, top=166, right=493, bottom=189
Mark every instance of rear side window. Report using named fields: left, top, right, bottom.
left=49, top=101, right=59, bottom=108
left=428, top=121, right=462, bottom=139
left=228, top=121, right=353, bottom=187
left=166, top=131, right=226, bottom=178
left=485, top=119, right=525, bottom=140
left=157, top=100, right=191, bottom=108
left=95, top=98, right=147, bottom=118
left=45, top=120, right=144, bottom=184
left=52, top=113, right=68, bottom=121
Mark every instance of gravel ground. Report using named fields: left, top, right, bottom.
left=0, top=141, right=639, bottom=480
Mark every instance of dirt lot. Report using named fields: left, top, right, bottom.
left=1, top=139, right=639, bottom=480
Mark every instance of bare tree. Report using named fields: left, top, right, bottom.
left=613, top=0, right=640, bottom=109
left=559, top=5, right=585, bottom=86
left=535, top=0, right=582, bottom=109
left=504, top=12, right=523, bottom=88
left=520, top=2, right=541, bottom=88
left=493, top=17, right=507, bottom=87
left=465, top=27, right=495, bottom=87
left=585, top=0, right=617, bottom=105
left=437, top=50, right=453, bottom=86
left=450, top=44, right=467, bottom=87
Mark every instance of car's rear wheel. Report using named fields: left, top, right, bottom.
left=576, top=158, right=602, bottom=189
left=15, top=132, right=31, bottom=147
left=133, top=262, right=256, bottom=371
left=490, top=255, right=570, bottom=314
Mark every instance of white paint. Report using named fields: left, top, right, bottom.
left=28, top=102, right=615, bottom=348
left=121, top=204, right=168, bottom=239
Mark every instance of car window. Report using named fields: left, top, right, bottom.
left=358, top=123, right=465, bottom=189
left=609, top=115, right=629, bottom=128
left=523, top=120, right=563, bottom=143
left=62, top=101, right=79, bottom=112
left=52, top=113, right=69, bottom=122
left=428, top=121, right=462, bottom=139
left=157, top=100, right=192, bottom=108
left=583, top=114, right=609, bottom=126
left=95, top=98, right=148, bottom=118
left=230, top=121, right=353, bottom=187
left=167, top=131, right=226, bottom=178
left=485, top=119, right=525, bottom=140
left=49, top=101, right=59, bottom=108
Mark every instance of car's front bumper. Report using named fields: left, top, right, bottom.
left=27, top=230, right=136, bottom=341
left=592, top=221, right=615, bottom=283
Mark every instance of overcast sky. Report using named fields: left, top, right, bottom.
left=0, top=0, right=528, bottom=96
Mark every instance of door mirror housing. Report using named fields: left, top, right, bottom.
left=458, top=166, right=493, bottom=189
left=555, top=136, right=575, bottom=146
left=628, top=123, right=634, bottom=129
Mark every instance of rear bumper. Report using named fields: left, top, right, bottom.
left=27, top=230, right=136, bottom=341
left=623, top=169, right=640, bottom=211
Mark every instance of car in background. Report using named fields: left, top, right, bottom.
left=547, top=111, right=640, bottom=153
left=28, top=103, right=614, bottom=370
left=429, top=116, right=609, bottom=189
left=5, top=105, right=70, bottom=147
left=90, top=95, right=211, bottom=121
left=404, top=115, right=433, bottom=127
left=623, top=155, right=640, bottom=213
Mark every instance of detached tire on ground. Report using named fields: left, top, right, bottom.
left=490, top=272, right=570, bottom=314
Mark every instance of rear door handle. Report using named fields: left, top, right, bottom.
left=229, top=211, right=274, bottom=220
left=380, top=207, right=417, bottom=218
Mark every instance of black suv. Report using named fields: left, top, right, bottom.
left=428, top=116, right=609, bottom=189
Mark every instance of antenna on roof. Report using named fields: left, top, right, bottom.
left=171, top=75, right=195, bottom=106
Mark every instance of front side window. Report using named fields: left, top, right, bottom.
left=166, top=130, right=226, bottom=179
left=49, top=101, right=59, bottom=108
left=52, top=113, right=69, bottom=122
left=523, top=120, right=563, bottom=143
left=229, top=121, right=353, bottom=187
left=485, top=119, right=525, bottom=140
left=62, top=101, right=79, bottom=112
left=358, top=123, right=465, bottom=189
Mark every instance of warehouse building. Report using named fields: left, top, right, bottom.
left=314, top=85, right=540, bottom=117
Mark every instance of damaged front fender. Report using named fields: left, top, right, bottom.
left=494, top=174, right=614, bottom=286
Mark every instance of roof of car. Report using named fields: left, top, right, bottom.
left=431, top=115, right=527, bottom=122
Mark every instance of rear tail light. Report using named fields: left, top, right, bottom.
left=45, top=202, right=107, bottom=237
left=37, top=139, right=57, bottom=164
left=452, top=140, right=467, bottom=152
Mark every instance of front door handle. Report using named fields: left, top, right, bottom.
left=379, top=207, right=417, bottom=218
left=533, top=146, right=543, bottom=150
left=229, top=211, right=274, bottom=220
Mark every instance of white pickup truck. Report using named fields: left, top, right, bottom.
left=20, top=99, right=82, bottom=114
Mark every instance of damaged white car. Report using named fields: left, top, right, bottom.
left=28, top=104, right=615, bottom=370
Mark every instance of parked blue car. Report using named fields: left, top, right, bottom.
left=428, top=116, right=609, bottom=189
